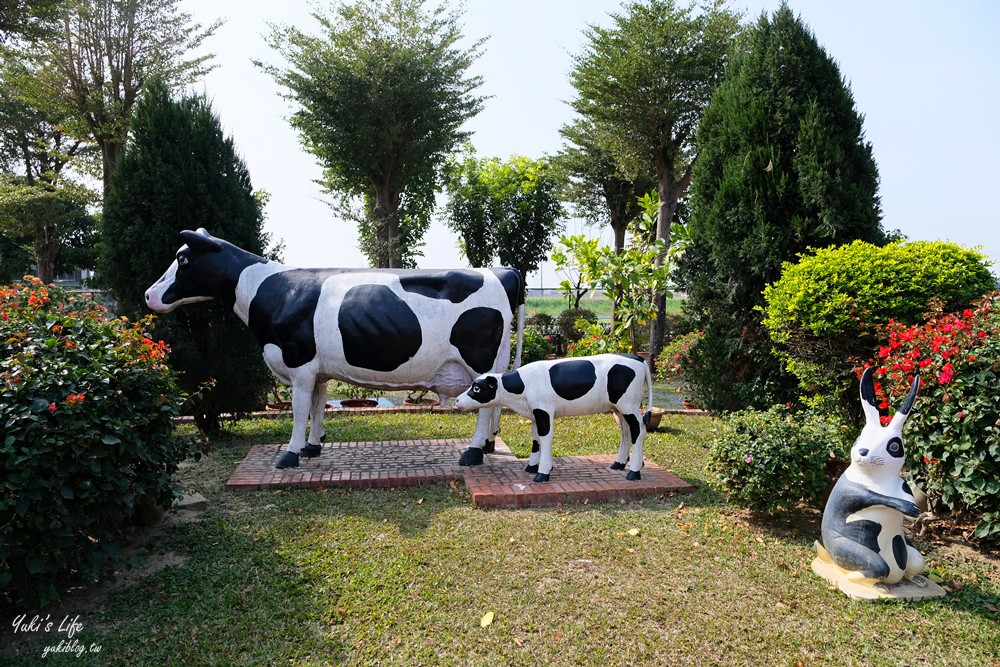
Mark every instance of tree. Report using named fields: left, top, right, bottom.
left=29, top=0, right=220, bottom=196
left=677, top=3, right=887, bottom=412
left=98, top=78, right=275, bottom=432
left=568, top=0, right=743, bottom=365
left=444, top=151, right=565, bottom=296
left=0, top=0, right=61, bottom=43
left=555, top=118, right=655, bottom=254
left=260, top=0, right=485, bottom=268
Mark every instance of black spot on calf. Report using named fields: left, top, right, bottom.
left=622, top=413, right=641, bottom=444
left=450, top=307, right=504, bottom=374
left=502, top=370, right=525, bottom=394
left=399, top=271, right=484, bottom=303
left=548, top=359, right=597, bottom=401
left=339, top=284, right=422, bottom=372
left=607, top=364, right=636, bottom=404
left=892, top=534, right=908, bottom=570
left=533, top=409, right=552, bottom=437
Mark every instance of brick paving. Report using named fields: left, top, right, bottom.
left=226, top=438, right=694, bottom=508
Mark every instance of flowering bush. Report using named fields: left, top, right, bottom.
left=565, top=319, right=625, bottom=357
left=519, top=326, right=555, bottom=364
left=864, top=292, right=1000, bottom=539
left=1, top=278, right=197, bottom=604
left=656, top=330, right=703, bottom=384
left=708, top=404, right=852, bottom=512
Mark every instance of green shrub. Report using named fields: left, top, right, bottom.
left=565, top=319, right=624, bottom=357
left=557, top=307, right=597, bottom=343
left=519, top=326, right=555, bottom=364
left=708, top=405, right=852, bottom=512
left=1, top=278, right=197, bottom=605
left=656, top=330, right=703, bottom=384
left=866, top=293, right=1000, bottom=539
left=762, top=240, right=994, bottom=417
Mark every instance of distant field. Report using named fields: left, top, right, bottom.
left=524, top=295, right=684, bottom=319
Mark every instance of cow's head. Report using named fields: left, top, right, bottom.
left=455, top=374, right=502, bottom=411
left=145, top=228, right=254, bottom=313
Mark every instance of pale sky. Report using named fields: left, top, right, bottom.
left=179, top=0, right=1000, bottom=287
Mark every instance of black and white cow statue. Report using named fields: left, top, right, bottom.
left=145, top=229, right=523, bottom=469
left=455, top=353, right=653, bottom=482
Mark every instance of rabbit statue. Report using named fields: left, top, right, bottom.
left=813, top=368, right=944, bottom=599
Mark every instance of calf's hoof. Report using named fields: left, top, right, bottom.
left=524, top=463, right=539, bottom=474
left=302, top=444, right=322, bottom=458
left=482, top=440, right=496, bottom=454
left=609, top=461, right=627, bottom=471
left=625, top=470, right=641, bottom=481
left=276, top=451, right=300, bottom=469
left=533, top=472, right=550, bottom=483
left=458, top=447, right=485, bottom=467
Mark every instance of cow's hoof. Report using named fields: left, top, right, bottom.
left=609, top=461, right=627, bottom=471
left=302, top=444, right=322, bottom=458
left=482, top=440, right=496, bottom=454
left=533, top=472, right=550, bottom=483
left=458, top=447, right=485, bottom=466
left=524, top=463, right=539, bottom=474
left=625, top=470, right=641, bottom=481
left=276, top=451, right=300, bottom=469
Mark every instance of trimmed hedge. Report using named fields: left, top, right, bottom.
left=1, top=279, right=197, bottom=605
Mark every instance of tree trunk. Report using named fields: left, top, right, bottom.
left=372, top=188, right=402, bottom=268
left=34, top=219, right=60, bottom=284
left=101, top=139, right=125, bottom=198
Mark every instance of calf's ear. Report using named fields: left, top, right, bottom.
left=180, top=229, right=223, bottom=253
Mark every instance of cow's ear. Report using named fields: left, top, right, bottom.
left=180, top=229, right=223, bottom=253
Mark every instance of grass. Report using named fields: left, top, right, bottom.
left=4, top=410, right=999, bottom=666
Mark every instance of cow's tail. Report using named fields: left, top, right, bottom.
left=642, top=356, right=654, bottom=427
left=512, top=302, right=525, bottom=369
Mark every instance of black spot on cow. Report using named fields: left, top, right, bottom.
left=548, top=359, right=597, bottom=401
left=339, top=284, right=422, bottom=372
left=615, top=352, right=645, bottom=364
left=248, top=269, right=345, bottom=368
left=502, top=370, right=525, bottom=394
left=892, top=534, right=908, bottom=571
left=450, top=307, right=504, bottom=374
left=623, top=413, right=641, bottom=444
left=489, top=268, right=523, bottom=314
left=533, top=409, right=551, bottom=437
left=399, top=271, right=484, bottom=303
left=607, top=364, right=636, bottom=404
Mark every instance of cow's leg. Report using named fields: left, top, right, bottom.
left=276, top=373, right=317, bottom=469
left=302, top=380, right=328, bottom=458
left=482, top=407, right=501, bottom=454
left=610, top=409, right=631, bottom=471
left=459, top=406, right=497, bottom=466
left=620, top=410, right=645, bottom=481
left=525, top=421, right=541, bottom=474
left=532, top=409, right=555, bottom=483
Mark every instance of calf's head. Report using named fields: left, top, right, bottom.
left=456, top=374, right=503, bottom=410
left=145, top=228, right=260, bottom=313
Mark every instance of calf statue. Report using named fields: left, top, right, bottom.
left=145, top=229, right=524, bottom=469
left=456, top=353, right=653, bottom=483
left=813, top=368, right=944, bottom=599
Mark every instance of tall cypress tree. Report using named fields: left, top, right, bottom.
left=678, top=3, right=886, bottom=412
left=98, top=77, right=275, bottom=431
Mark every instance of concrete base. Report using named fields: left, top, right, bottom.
left=811, top=542, right=946, bottom=601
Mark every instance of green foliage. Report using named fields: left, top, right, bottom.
left=656, top=330, right=703, bottom=385
left=762, top=240, right=995, bottom=416
left=444, top=147, right=565, bottom=285
left=867, top=294, right=1000, bottom=539
left=566, top=319, right=625, bottom=357
left=556, top=307, right=598, bottom=344
left=518, top=326, right=555, bottom=364
left=679, top=5, right=887, bottom=413
left=708, top=404, right=851, bottom=511
left=262, top=0, right=484, bottom=267
left=98, top=78, right=275, bottom=431
left=0, top=278, right=197, bottom=605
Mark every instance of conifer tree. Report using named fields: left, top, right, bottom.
left=678, top=3, right=886, bottom=412
left=99, top=78, right=274, bottom=431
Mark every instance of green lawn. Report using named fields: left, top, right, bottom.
left=5, top=411, right=998, bottom=666
left=523, top=295, right=685, bottom=319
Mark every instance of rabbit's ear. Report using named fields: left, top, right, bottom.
left=859, top=367, right=881, bottom=428
left=889, top=374, right=920, bottom=430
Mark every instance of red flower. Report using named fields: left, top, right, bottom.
left=938, top=362, right=954, bottom=385
left=48, top=402, right=57, bottom=413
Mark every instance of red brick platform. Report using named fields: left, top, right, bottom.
left=225, top=439, right=694, bottom=508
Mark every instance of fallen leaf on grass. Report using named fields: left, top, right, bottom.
left=480, top=611, right=494, bottom=628
left=416, top=498, right=424, bottom=505
left=627, top=528, right=640, bottom=537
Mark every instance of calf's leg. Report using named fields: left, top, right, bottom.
left=532, top=409, right=555, bottom=483
left=620, top=410, right=645, bottom=481
left=459, top=406, right=498, bottom=466
left=525, top=421, right=541, bottom=474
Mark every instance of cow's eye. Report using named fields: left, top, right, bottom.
left=177, top=254, right=189, bottom=266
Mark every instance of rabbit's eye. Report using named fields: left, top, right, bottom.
left=886, top=437, right=904, bottom=457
